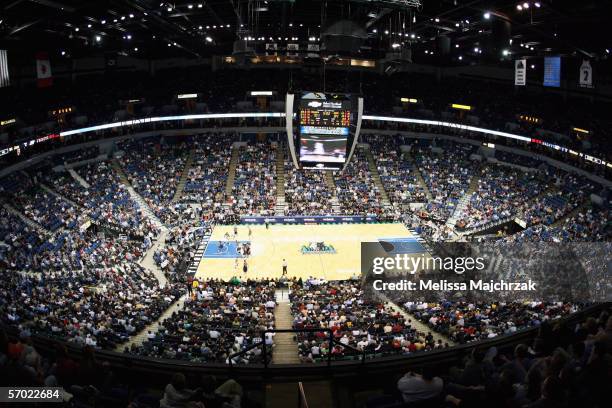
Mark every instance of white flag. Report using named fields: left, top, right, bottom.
left=515, top=59, right=526, bottom=86
left=579, top=60, right=592, bottom=88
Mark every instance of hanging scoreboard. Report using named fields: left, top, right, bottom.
left=286, top=91, right=363, bottom=170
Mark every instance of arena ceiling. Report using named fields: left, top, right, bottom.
left=0, top=0, right=610, bottom=65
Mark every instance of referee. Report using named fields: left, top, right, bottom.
left=282, top=259, right=288, bottom=276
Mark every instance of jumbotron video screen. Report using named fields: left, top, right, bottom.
left=298, top=92, right=353, bottom=168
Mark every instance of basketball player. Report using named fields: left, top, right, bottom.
left=282, top=259, right=288, bottom=276
left=265, top=219, right=269, bottom=230
left=248, top=226, right=252, bottom=239
left=234, top=225, right=238, bottom=237
left=243, top=259, right=248, bottom=275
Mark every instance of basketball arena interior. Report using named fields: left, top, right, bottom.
left=0, top=1, right=611, bottom=407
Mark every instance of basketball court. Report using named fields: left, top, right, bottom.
left=194, top=223, right=425, bottom=281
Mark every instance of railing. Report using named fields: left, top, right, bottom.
left=227, top=328, right=367, bottom=368
left=298, top=382, right=309, bottom=408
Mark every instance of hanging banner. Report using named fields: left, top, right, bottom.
left=307, top=43, right=320, bottom=58
left=0, top=49, right=9, bottom=88
left=36, top=52, right=53, bottom=88
left=514, top=59, right=526, bottom=86
left=579, top=60, right=593, bottom=88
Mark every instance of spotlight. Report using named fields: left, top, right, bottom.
left=101, top=20, right=106, bottom=24
left=523, top=2, right=529, bottom=8
left=95, top=35, right=101, bottom=42
left=134, top=47, right=138, bottom=51
left=535, top=2, right=541, bottom=7
left=484, top=12, right=491, bottom=19
left=205, top=36, right=213, bottom=42
left=391, top=43, right=400, bottom=48
left=61, top=51, right=66, bottom=56
left=517, top=5, right=523, bottom=10
left=502, top=49, right=509, bottom=56
left=458, top=56, right=463, bottom=60
left=530, top=64, right=535, bottom=68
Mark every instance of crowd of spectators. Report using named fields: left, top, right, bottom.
left=182, top=134, right=233, bottom=209
left=229, top=143, right=277, bottom=216
left=378, top=308, right=611, bottom=408
left=290, top=279, right=440, bottom=363
left=335, top=148, right=387, bottom=216
left=44, top=162, right=159, bottom=237
left=458, top=165, right=550, bottom=229
left=414, top=142, right=477, bottom=222
left=130, top=279, right=276, bottom=364
left=0, top=231, right=182, bottom=349
left=367, top=135, right=428, bottom=206
left=284, top=157, right=335, bottom=215
left=118, top=136, right=189, bottom=225
left=404, top=301, right=580, bottom=344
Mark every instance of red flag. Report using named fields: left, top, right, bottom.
left=36, top=52, right=53, bottom=88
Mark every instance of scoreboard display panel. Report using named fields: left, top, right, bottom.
left=297, top=92, right=354, bottom=169
left=300, top=109, right=351, bottom=127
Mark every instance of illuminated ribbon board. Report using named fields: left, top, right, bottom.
left=1, top=112, right=610, bottom=169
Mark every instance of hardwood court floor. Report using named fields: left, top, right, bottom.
left=195, top=223, right=416, bottom=281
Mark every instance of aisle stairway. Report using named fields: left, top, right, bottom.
left=138, top=228, right=169, bottom=287
left=405, top=152, right=433, bottom=201
left=272, top=289, right=300, bottom=364
left=68, top=168, right=90, bottom=188
left=111, top=159, right=166, bottom=230
left=172, top=149, right=195, bottom=203
left=39, top=182, right=81, bottom=209
left=225, top=145, right=240, bottom=196
left=446, top=171, right=481, bottom=227
left=275, top=146, right=286, bottom=216
left=380, top=294, right=455, bottom=347
left=324, top=171, right=341, bottom=214
left=2, top=202, right=51, bottom=236
left=115, top=294, right=188, bottom=352
left=364, top=147, right=391, bottom=208
left=551, top=201, right=590, bottom=228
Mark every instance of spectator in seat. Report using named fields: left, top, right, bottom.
left=397, top=366, right=443, bottom=404
left=160, top=373, right=204, bottom=408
